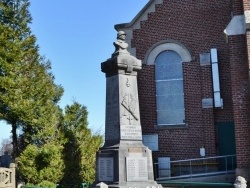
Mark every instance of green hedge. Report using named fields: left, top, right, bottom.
left=22, top=183, right=87, bottom=188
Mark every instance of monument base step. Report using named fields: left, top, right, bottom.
left=97, top=181, right=162, bottom=188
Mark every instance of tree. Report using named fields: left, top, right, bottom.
left=0, top=1, right=102, bottom=187
left=17, top=105, right=65, bottom=186
left=0, top=0, right=63, bottom=158
left=18, top=102, right=103, bottom=187
left=18, top=141, right=64, bottom=187
left=60, top=102, right=103, bottom=187
left=0, top=1, right=65, bottom=185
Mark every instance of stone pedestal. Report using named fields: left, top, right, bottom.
left=94, top=32, right=162, bottom=188
left=96, top=141, right=161, bottom=188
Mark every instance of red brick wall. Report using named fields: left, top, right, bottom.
left=234, top=0, right=250, bottom=173
left=232, top=0, right=244, bottom=15
left=133, top=0, right=235, bottom=160
left=228, top=34, right=250, bottom=167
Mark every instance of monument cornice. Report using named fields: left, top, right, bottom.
left=101, top=54, right=142, bottom=77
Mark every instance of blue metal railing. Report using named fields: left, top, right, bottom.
left=155, top=155, right=236, bottom=180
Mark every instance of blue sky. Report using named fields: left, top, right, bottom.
left=0, top=0, right=149, bottom=141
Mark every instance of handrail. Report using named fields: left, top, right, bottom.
left=154, top=155, right=236, bottom=180
left=170, top=155, right=236, bottom=163
left=157, top=170, right=236, bottom=181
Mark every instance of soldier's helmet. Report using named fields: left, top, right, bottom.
left=117, top=31, right=126, bottom=38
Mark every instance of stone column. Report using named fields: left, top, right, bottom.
left=101, top=44, right=142, bottom=146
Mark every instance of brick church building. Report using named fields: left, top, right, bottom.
left=115, top=0, right=250, bottom=180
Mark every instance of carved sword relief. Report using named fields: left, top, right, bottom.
left=121, top=78, right=138, bottom=124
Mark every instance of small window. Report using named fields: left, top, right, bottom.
left=155, top=50, right=185, bottom=126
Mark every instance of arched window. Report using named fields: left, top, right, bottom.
left=145, top=40, right=191, bottom=127
left=155, top=50, right=185, bottom=126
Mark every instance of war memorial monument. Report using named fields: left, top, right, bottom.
left=94, top=31, right=162, bottom=188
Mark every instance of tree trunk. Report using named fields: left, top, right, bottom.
left=11, top=121, right=18, bottom=160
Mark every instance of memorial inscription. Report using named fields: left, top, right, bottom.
left=121, top=125, right=142, bottom=140
left=98, top=157, right=114, bottom=182
left=126, top=157, right=148, bottom=181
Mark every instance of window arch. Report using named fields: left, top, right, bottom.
left=145, top=41, right=192, bottom=65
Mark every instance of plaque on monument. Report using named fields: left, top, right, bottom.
left=126, top=156, right=148, bottom=182
left=120, top=125, right=142, bottom=140
left=142, top=134, right=159, bottom=151
left=98, top=157, right=114, bottom=182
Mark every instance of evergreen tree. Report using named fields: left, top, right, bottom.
left=18, top=141, right=64, bottom=187
left=60, top=102, right=103, bottom=187
left=0, top=0, right=63, bottom=158
left=0, top=1, right=102, bottom=186
left=0, top=0, right=65, bottom=185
